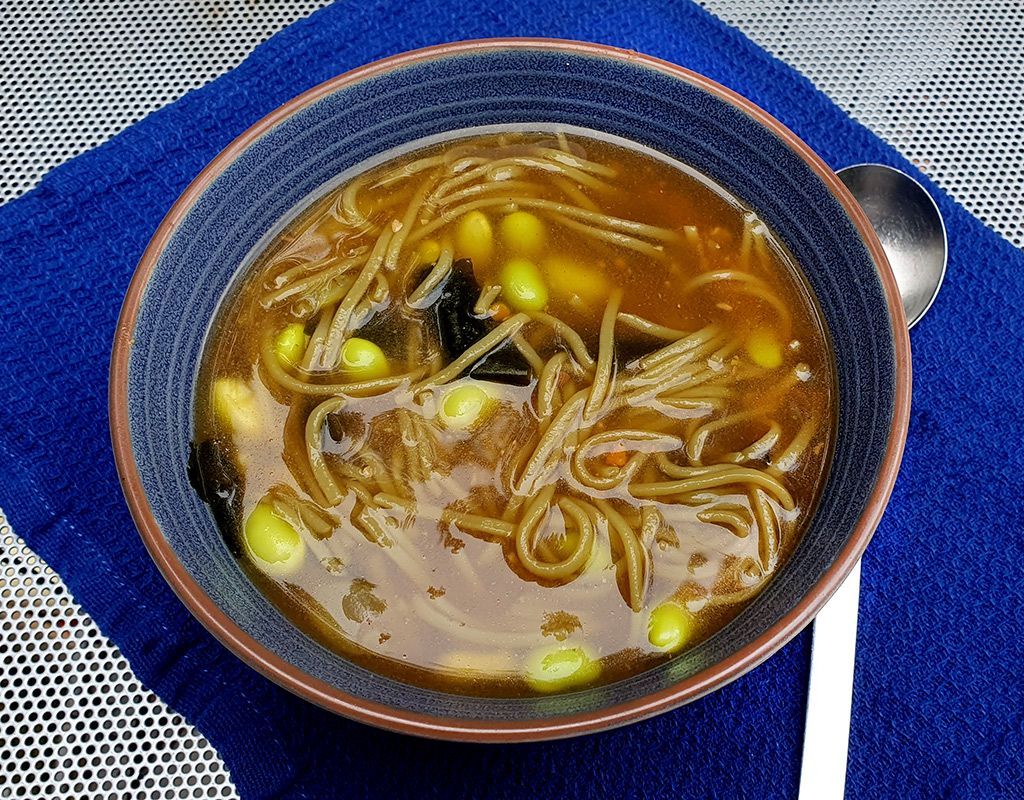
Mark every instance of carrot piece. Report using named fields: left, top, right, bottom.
left=605, top=451, right=628, bottom=468
left=488, top=301, right=512, bottom=322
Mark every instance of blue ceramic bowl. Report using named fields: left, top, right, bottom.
left=111, top=39, right=911, bottom=741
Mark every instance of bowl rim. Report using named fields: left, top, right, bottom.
left=109, top=36, right=912, bottom=742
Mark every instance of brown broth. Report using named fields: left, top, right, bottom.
left=193, top=130, right=835, bottom=696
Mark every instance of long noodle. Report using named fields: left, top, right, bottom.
left=570, top=430, right=681, bottom=491
left=473, top=284, right=502, bottom=316
left=260, top=332, right=425, bottom=396
left=514, top=488, right=596, bottom=580
left=514, top=390, right=587, bottom=496
left=617, top=313, right=693, bottom=340
left=629, top=468, right=796, bottom=511
left=583, top=289, right=622, bottom=423
left=319, top=227, right=394, bottom=368
left=536, top=352, right=568, bottom=420
left=261, top=253, right=366, bottom=308
left=373, top=493, right=515, bottom=539
left=407, top=248, right=454, bottom=307
left=529, top=311, right=596, bottom=369
left=305, top=397, right=347, bottom=506
left=639, top=323, right=721, bottom=371
left=547, top=212, right=668, bottom=259
left=697, top=505, right=753, bottom=538
left=683, top=270, right=791, bottom=327
left=750, top=488, right=780, bottom=571
left=593, top=499, right=647, bottom=613
left=512, top=333, right=546, bottom=374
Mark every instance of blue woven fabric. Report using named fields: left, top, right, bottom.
left=1, top=1, right=1020, bottom=798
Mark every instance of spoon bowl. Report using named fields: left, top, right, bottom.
left=837, top=163, right=948, bottom=327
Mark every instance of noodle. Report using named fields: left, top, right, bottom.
left=570, top=430, right=681, bottom=491
left=749, top=488, right=780, bottom=571
left=638, top=323, right=721, bottom=371
left=593, top=499, right=647, bottom=613
left=473, top=284, right=502, bottom=316
left=629, top=467, right=796, bottom=511
left=515, top=488, right=596, bottom=581
left=618, top=313, right=693, bottom=340
left=528, top=311, right=597, bottom=369
left=547, top=212, right=669, bottom=259
left=536, top=352, right=568, bottom=420
left=512, top=333, right=546, bottom=374
left=261, top=253, right=366, bottom=308
left=697, top=505, right=753, bottom=538
left=514, top=389, right=587, bottom=496
left=305, top=397, right=347, bottom=506
left=260, top=332, right=426, bottom=396
left=583, top=289, right=622, bottom=423
left=319, top=227, right=394, bottom=368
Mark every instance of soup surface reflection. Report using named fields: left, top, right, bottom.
left=189, top=131, right=835, bottom=696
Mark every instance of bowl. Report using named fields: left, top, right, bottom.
left=109, top=38, right=911, bottom=741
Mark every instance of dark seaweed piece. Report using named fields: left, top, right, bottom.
left=433, top=258, right=490, bottom=359
left=350, top=298, right=400, bottom=346
left=430, top=258, right=532, bottom=385
left=469, top=344, right=532, bottom=386
left=187, top=439, right=244, bottom=557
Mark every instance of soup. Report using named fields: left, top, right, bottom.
left=188, top=130, right=835, bottom=696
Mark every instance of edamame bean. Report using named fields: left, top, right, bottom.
left=212, top=377, right=261, bottom=435
left=545, top=256, right=610, bottom=310
left=500, top=258, right=548, bottom=312
left=340, top=337, right=389, bottom=380
left=274, top=323, right=308, bottom=366
left=746, top=328, right=783, bottom=369
left=647, top=603, right=692, bottom=653
left=456, top=210, right=493, bottom=266
left=524, top=645, right=600, bottom=693
left=418, top=239, right=442, bottom=266
left=500, top=211, right=545, bottom=256
left=245, top=502, right=305, bottom=567
left=439, top=383, right=495, bottom=430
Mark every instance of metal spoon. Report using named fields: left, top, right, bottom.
left=798, top=163, right=948, bottom=800
left=839, top=163, right=948, bottom=326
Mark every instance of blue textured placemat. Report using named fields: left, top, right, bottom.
left=1, top=1, right=1020, bottom=798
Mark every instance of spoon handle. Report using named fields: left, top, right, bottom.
left=798, top=560, right=862, bottom=799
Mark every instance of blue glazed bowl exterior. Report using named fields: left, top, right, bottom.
left=111, top=39, right=910, bottom=741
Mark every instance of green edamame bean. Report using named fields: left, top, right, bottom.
left=244, top=502, right=304, bottom=566
left=647, top=603, right=692, bottom=653
left=439, top=383, right=495, bottom=430
left=500, top=258, right=548, bottom=312
left=456, top=210, right=493, bottom=266
left=524, top=645, right=600, bottom=693
left=340, top=338, right=389, bottom=380
left=500, top=211, right=546, bottom=257
left=212, top=377, right=260, bottom=435
left=274, top=323, right=308, bottom=366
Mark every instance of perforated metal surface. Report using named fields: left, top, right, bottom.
left=703, top=0, right=1024, bottom=247
left=3, top=2, right=1022, bottom=798
left=1, top=521, right=235, bottom=799
left=0, top=0, right=328, bottom=204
